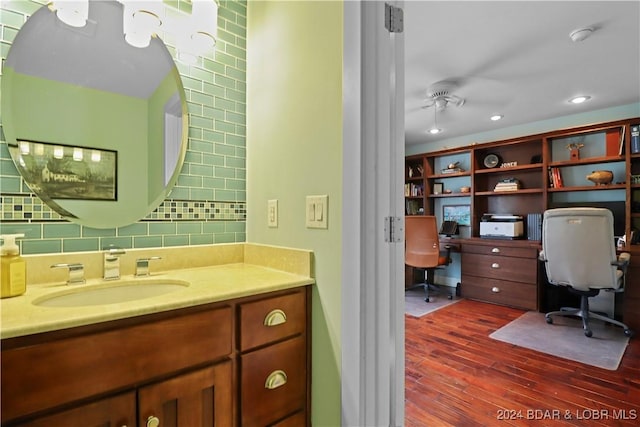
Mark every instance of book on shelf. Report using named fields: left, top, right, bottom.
left=440, top=167, right=464, bottom=174
left=549, top=167, right=563, bottom=188
left=632, top=124, right=640, bottom=154
left=493, top=178, right=521, bottom=192
left=606, top=128, right=623, bottom=156
left=404, top=183, right=424, bottom=197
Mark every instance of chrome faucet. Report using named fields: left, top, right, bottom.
left=135, top=256, right=162, bottom=277
left=103, top=247, right=125, bottom=280
left=51, top=263, right=85, bottom=285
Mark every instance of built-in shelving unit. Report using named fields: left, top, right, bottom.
left=404, top=117, right=640, bottom=241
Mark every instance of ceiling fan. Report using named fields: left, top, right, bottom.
left=421, top=80, right=465, bottom=111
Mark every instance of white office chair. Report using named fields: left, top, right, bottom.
left=539, top=208, right=633, bottom=338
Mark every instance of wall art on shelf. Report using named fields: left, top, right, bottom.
left=12, top=140, right=117, bottom=201
left=443, top=204, right=470, bottom=226
left=433, top=182, right=443, bottom=195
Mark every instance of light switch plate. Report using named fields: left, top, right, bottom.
left=268, top=199, right=278, bottom=228
left=306, top=195, right=328, bottom=229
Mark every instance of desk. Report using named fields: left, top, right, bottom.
left=405, top=237, right=640, bottom=330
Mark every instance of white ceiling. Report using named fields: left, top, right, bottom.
left=404, top=1, right=640, bottom=147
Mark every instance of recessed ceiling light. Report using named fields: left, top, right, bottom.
left=569, top=95, right=591, bottom=104
left=490, top=115, right=503, bottom=121
left=429, top=128, right=442, bottom=135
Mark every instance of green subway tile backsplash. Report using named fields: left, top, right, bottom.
left=0, top=0, right=246, bottom=254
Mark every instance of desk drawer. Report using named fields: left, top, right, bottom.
left=462, top=243, right=537, bottom=259
left=462, top=253, right=537, bottom=284
left=462, top=274, right=538, bottom=310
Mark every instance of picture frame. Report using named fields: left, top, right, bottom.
left=14, top=139, right=117, bottom=201
left=433, top=182, right=443, bottom=195
left=443, top=204, right=471, bottom=226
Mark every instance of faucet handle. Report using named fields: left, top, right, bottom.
left=136, top=257, right=162, bottom=277
left=51, top=263, right=85, bottom=285
left=104, top=245, right=126, bottom=256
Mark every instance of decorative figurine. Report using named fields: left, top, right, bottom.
left=566, top=142, right=584, bottom=161
left=586, top=170, right=613, bottom=186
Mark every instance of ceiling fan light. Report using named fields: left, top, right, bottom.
left=490, top=115, right=503, bottom=121
left=429, top=128, right=442, bottom=135
left=569, top=95, right=591, bottom=104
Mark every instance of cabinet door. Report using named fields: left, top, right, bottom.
left=138, top=362, right=233, bottom=427
left=15, top=391, right=135, bottom=427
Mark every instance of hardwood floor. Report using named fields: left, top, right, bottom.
left=405, top=299, right=640, bottom=426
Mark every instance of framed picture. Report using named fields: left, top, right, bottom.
left=433, top=182, right=443, bottom=195
left=14, top=140, right=117, bottom=201
left=443, top=204, right=471, bottom=226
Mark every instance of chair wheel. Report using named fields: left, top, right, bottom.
left=624, top=329, right=634, bottom=338
left=545, top=317, right=553, bottom=324
left=584, top=329, right=593, bottom=338
left=424, top=297, right=431, bottom=303
left=447, top=295, right=453, bottom=300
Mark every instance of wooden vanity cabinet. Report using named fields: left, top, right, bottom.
left=1, top=286, right=311, bottom=427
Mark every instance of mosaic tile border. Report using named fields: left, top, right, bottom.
left=0, top=194, right=245, bottom=222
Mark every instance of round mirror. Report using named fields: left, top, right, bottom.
left=2, top=1, right=187, bottom=228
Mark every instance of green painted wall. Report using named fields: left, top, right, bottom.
left=246, top=1, right=342, bottom=425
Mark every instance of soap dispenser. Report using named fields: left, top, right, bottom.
left=1, top=234, right=26, bottom=298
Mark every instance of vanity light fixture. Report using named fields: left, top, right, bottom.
left=73, top=147, right=84, bottom=161
left=53, top=146, right=64, bottom=159
left=91, top=150, right=101, bottom=162
left=569, top=95, right=591, bottom=104
left=122, top=0, right=163, bottom=49
left=51, top=0, right=89, bottom=28
left=490, top=114, right=503, bottom=121
left=19, top=141, right=30, bottom=156
left=118, top=0, right=218, bottom=55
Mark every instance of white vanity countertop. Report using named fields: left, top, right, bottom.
left=1, top=243, right=315, bottom=339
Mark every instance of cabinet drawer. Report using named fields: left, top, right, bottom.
left=462, top=243, right=538, bottom=259
left=239, top=290, right=306, bottom=351
left=241, top=336, right=306, bottom=427
left=462, top=274, right=538, bottom=310
left=1, top=305, right=232, bottom=423
left=462, top=252, right=537, bottom=284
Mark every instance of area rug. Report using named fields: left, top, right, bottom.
left=405, top=288, right=462, bottom=317
left=489, top=311, right=629, bottom=370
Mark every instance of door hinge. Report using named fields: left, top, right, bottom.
left=384, top=3, right=404, bottom=33
left=385, top=216, right=404, bottom=243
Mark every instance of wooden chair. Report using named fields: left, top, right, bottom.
left=405, top=216, right=453, bottom=302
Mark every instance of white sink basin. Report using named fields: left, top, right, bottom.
left=33, top=279, right=190, bottom=307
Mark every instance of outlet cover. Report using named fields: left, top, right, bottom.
left=268, top=199, right=278, bottom=228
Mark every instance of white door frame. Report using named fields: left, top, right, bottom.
left=342, top=1, right=405, bottom=426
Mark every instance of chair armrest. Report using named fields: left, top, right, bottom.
left=612, top=252, right=631, bottom=268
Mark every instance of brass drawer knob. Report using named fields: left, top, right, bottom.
left=264, top=308, right=287, bottom=326
left=491, top=262, right=500, bottom=269
left=147, top=416, right=160, bottom=427
left=491, top=247, right=500, bottom=253
left=491, top=287, right=501, bottom=293
left=265, top=369, right=288, bottom=389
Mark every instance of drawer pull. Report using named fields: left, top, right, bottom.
left=264, top=309, right=287, bottom=326
left=265, top=369, right=288, bottom=389
left=491, top=287, right=501, bottom=293
left=147, top=416, right=160, bottom=427
left=491, top=247, right=500, bottom=253
left=491, top=263, right=500, bottom=269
